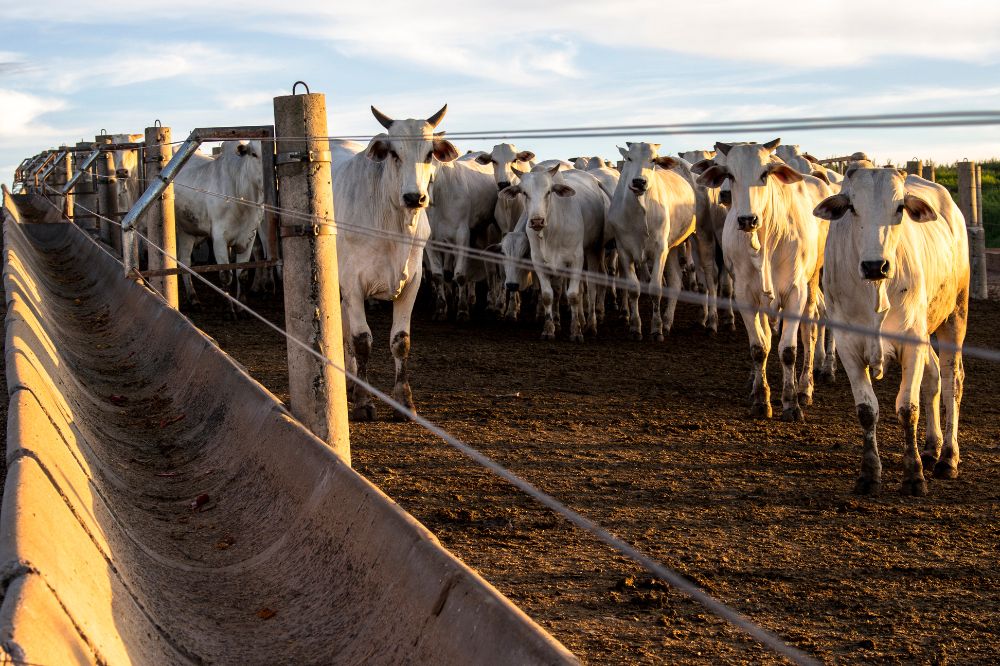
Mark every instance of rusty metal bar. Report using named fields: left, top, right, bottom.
left=61, top=147, right=102, bottom=195
left=139, top=258, right=279, bottom=278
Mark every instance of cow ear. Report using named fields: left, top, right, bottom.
left=767, top=163, right=803, bottom=184
left=763, top=137, right=781, bottom=151
left=697, top=165, right=730, bottom=188
left=516, top=150, right=535, bottom=162
left=903, top=193, right=938, bottom=222
left=813, top=193, right=852, bottom=220
left=690, top=158, right=715, bottom=175
left=499, top=185, right=522, bottom=200
left=618, top=146, right=628, bottom=158
left=366, top=136, right=390, bottom=162
left=551, top=184, right=576, bottom=197
left=475, top=153, right=493, bottom=165
left=803, top=153, right=819, bottom=163
left=714, top=142, right=732, bottom=156
left=811, top=170, right=831, bottom=185
left=432, top=137, right=459, bottom=162
left=653, top=156, right=678, bottom=170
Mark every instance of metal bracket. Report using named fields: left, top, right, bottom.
left=280, top=223, right=336, bottom=238
left=276, top=150, right=331, bottom=166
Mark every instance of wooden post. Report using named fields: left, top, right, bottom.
left=143, top=126, right=180, bottom=308
left=94, top=134, right=120, bottom=251
left=976, top=164, right=984, bottom=231
left=73, top=141, right=98, bottom=232
left=906, top=159, right=923, bottom=177
left=922, top=163, right=935, bottom=182
left=960, top=161, right=988, bottom=299
left=273, top=91, right=350, bottom=464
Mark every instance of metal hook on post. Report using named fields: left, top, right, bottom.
left=292, top=81, right=310, bottom=95
left=100, top=128, right=107, bottom=135
left=154, top=119, right=162, bottom=128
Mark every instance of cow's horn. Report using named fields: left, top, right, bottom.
left=371, top=106, right=394, bottom=130
left=427, top=104, right=448, bottom=129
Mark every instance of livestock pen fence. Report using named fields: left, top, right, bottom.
left=9, top=92, right=1000, bottom=664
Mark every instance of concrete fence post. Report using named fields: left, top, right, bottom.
left=273, top=90, right=351, bottom=464
left=922, top=163, right=936, bottom=182
left=73, top=141, right=99, bottom=232
left=143, top=126, right=180, bottom=308
left=976, top=164, right=984, bottom=230
left=960, top=161, right=988, bottom=299
left=906, top=159, right=923, bottom=177
left=51, top=147, right=74, bottom=218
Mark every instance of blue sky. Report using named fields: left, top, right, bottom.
left=3, top=0, right=1000, bottom=179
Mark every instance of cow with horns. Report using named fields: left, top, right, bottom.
left=333, top=105, right=459, bottom=420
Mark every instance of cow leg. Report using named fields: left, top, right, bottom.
left=647, top=246, right=669, bottom=342
left=389, top=273, right=421, bottom=420
left=534, top=268, right=557, bottom=341
left=694, top=232, right=717, bottom=332
left=453, top=224, right=471, bottom=288
left=796, top=286, right=819, bottom=408
left=841, top=344, right=882, bottom=495
left=176, top=232, right=200, bottom=307
left=344, top=294, right=376, bottom=422
left=425, top=249, right=449, bottom=321
left=737, top=285, right=771, bottom=418
left=232, top=238, right=255, bottom=311
left=896, top=343, right=928, bottom=496
left=552, top=278, right=564, bottom=335
left=920, top=346, right=944, bottom=471
left=505, top=289, right=521, bottom=322
left=565, top=260, right=585, bottom=343
left=777, top=289, right=805, bottom=422
left=821, top=327, right=838, bottom=382
left=662, top=249, right=682, bottom=336
left=719, top=264, right=736, bottom=330
left=934, top=310, right=967, bottom=479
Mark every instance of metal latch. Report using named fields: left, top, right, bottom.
left=276, top=150, right=332, bottom=166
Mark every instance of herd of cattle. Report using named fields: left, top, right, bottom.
left=110, top=105, right=971, bottom=496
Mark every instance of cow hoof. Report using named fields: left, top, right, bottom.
left=920, top=452, right=939, bottom=470
left=819, top=368, right=837, bottom=385
left=456, top=311, right=470, bottom=323
left=780, top=406, right=804, bottom=423
left=350, top=404, right=376, bottom=422
left=899, top=477, right=929, bottom=497
left=541, top=332, right=555, bottom=341
left=797, top=392, right=813, bottom=407
left=932, top=461, right=959, bottom=480
left=629, top=330, right=642, bottom=341
left=570, top=333, right=584, bottom=343
left=651, top=332, right=664, bottom=342
left=505, top=313, right=519, bottom=323
left=749, top=402, right=771, bottom=419
left=853, top=476, right=881, bottom=496
left=389, top=407, right=415, bottom=422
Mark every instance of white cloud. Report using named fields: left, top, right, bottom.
left=0, top=88, right=67, bottom=139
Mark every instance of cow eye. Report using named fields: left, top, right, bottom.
left=896, top=204, right=905, bottom=214
left=390, top=150, right=400, bottom=162
left=848, top=204, right=857, bottom=215
left=760, top=172, right=769, bottom=182
left=424, top=152, right=433, bottom=163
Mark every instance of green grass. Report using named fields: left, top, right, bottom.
left=933, top=160, right=1000, bottom=247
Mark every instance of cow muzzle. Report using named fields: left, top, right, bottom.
left=115, top=168, right=130, bottom=178
left=629, top=178, right=647, bottom=195
left=402, top=192, right=428, bottom=209
left=497, top=181, right=511, bottom=191
left=737, top=215, right=759, bottom=232
left=529, top=216, right=545, bottom=230
left=860, top=260, right=890, bottom=281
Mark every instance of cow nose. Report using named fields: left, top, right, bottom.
left=860, top=260, right=891, bottom=281
left=529, top=216, right=545, bottom=229
left=630, top=178, right=647, bottom=192
left=505, top=282, right=519, bottom=292
left=115, top=168, right=129, bottom=178
left=497, top=181, right=511, bottom=191
left=402, top=192, right=426, bottom=208
left=737, top=215, right=759, bottom=231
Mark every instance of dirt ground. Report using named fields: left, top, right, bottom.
left=178, top=280, right=999, bottom=665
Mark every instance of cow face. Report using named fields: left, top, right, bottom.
left=814, top=167, right=937, bottom=281
left=227, top=140, right=264, bottom=203
left=365, top=105, right=459, bottom=211
left=498, top=166, right=575, bottom=231
left=700, top=139, right=800, bottom=232
left=500, top=229, right=531, bottom=290
left=617, top=142, right=678, bottom=199
left=476, top=143, right=535, bottom=191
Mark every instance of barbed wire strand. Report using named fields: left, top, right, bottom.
left=50, top=194, right=820, bottom=666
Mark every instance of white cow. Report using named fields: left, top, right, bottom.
left=608, top=142, right=697, bottom=340
left=814, top=166, right=969, bottom=496
left=111, top=133, right=144, bottom=216
left=333, top=105, right=458, bottom=420
left=697, top=138, right=832, bottom=422
left=173, top=140, right=264, bottom=310
left=776, top=144, right=844, bottom=185
left=680, top=149, right=734, bottom=332
left=425, top=157, right=497, bottom=321
left=500, top=166, right=608, bottom=341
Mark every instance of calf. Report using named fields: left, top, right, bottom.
left=608, top=142, right=697, bottom=340
left=815, top=166, right=969, bottom=495
left=697, top=138, right=832, bottom=421
left=500, top=166, right=608, bottom=341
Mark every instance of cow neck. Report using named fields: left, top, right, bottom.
left=609, top=178, right=646, bottom=235
left=370, top=160, right=422, bottom=236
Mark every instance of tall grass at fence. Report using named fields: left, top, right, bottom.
left=935, top=160, right=1000, bottom=247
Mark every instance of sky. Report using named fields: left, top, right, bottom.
left=2, top=1, right=1000, bottom=180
